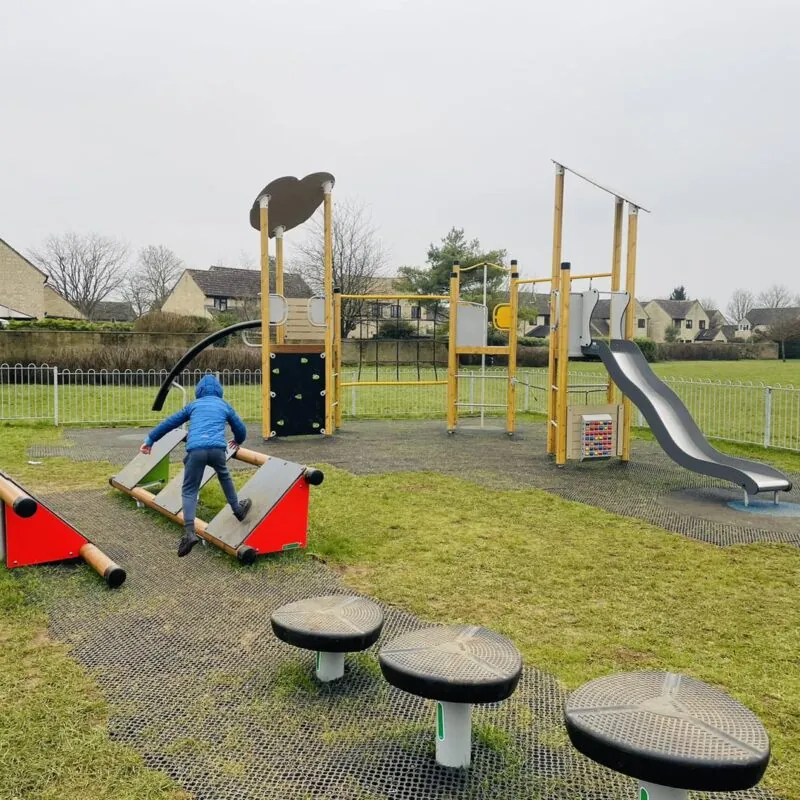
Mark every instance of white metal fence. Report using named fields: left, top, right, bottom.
left=2, top=363, right=800, bottom=452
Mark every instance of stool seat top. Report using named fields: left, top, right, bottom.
left=271, top=595, right=384, bottom=653
left=379, top=625, right=522, bottom=704
left=565, top=671, right=770, bottom=791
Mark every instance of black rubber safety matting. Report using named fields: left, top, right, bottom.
left=269, top=352, right=326, bottom=437
left=36, top=489, right=781, bottom=800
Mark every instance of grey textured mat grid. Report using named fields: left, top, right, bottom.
left=31, top=489, right=779, bottom=799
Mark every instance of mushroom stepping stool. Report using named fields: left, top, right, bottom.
left=379, top=625, right=522, bottom=768
left=271, top=595, right=384, bottom=682
left=564, top=671, right=771, bottom=799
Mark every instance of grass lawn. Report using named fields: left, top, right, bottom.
left=0, top=427, right=187, bottom=800
left=3, top=425, right=800, bottom=798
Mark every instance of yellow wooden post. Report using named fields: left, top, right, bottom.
left=447, top=262, right=460, bottom=432
left=323, top=180, right=334, bottom=435
left=507, top=261, right=519, bottom=435
left=547, top=163, right=565, bottom=454
left=274, top=225, right=285, bottom=345
left=607, top=196, right=624, bottom=404
left=621, top=205, right=639, bottom=462
left=258, top=195, right=271, bottom=440
left=556, top=261, right=571, bottom=465
left=334, top=287, right=342, bottom=429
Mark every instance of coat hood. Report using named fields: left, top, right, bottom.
left=195, top=374, right=223, bottom=399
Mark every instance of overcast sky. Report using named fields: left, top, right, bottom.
left=2, top=0, right=798, bottom=311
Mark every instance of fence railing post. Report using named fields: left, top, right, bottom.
left=764, top=386, right=772, bottom=448
left=53, top=366, right=59, bottom=426
left=351, top=384, right=357, bottom=418
left=524, top=375, right=530, bottom=413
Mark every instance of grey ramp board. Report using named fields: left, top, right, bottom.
left=598, top=340, right=792, bottom=496
left=113, top=429, right=186, bottom=490
left=152, top=442, right=237, bottom=516
left=205, top=457, right=304, bottom=549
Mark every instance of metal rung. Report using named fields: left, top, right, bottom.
left=456, top=373, right=509, bottom=380
left=455, top=402, right=508, bottom=408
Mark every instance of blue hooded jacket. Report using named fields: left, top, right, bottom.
left=145, top=375, right=247, bottom=452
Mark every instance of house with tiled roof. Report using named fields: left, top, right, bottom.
left=643, top=299, right=710, bottom=343
left=737, top=307, right=800, bottom=340
left=161, top=265, right=321, bottom=341
left=0, top=236, right=84, bottom=322
left=92, top=301, right=137, bottom=322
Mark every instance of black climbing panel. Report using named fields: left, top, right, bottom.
left=269, top=352, right=325, bottom=437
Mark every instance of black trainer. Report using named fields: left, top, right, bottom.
left=235, top=498, right=252, bottom=522
left=178, top=530, right=201, bottom=557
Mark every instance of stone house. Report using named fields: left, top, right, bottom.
left=0, top=236, right=83, bottom=322
left=161, top=266, right=321, bottom=341
left=736, top=307, right=800, bottom=341
left=643, top=299, right=710, bottom=343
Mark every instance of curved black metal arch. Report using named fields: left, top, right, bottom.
left=151, top=320, right=262, bottom=411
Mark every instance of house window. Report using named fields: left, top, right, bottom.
left=699, top=320, right=706, bottom=330
left=673, top=318, right=682, bottom=328
left=390, top=304, right=401, bottom=319
left=369, top=303, right=383, bottom=318
left=686, top=319, right=693, bottom=329
left=410, top=306, right=421, bottom=320
left=637, top=318, right=646, bottom=329
left=214, top=297, right=228, bottom=311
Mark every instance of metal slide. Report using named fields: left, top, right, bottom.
left=598, top=339, right=792, bottom=498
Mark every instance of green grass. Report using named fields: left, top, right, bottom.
left=0, top=567, right=187, bottom=800
left=298, top=468, right=800, bottom=799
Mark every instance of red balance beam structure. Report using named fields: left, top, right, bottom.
left=0, top=471, right=127, bottom=588
left=110, top=440, right=323, bottom=565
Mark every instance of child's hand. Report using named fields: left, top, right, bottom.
left=229, top=440, right=240, bottom=453
left=140, top=443, right=152, bottom=455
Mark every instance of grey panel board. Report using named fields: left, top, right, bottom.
left=152, top=441, right=237, bottom=516
left=205, top=458, right=305, bottom=549
left=112, top=429, right=186, bottom=490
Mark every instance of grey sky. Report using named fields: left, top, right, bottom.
left=2, top=0, right=798, bottom=311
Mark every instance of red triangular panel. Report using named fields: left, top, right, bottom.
left=243, top=477, right=309, bottom=555
left=5, top=501, right=88, bottom=568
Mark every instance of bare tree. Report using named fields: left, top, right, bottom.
left=121, top=271, right=153, bottom=318
left=757, top=283, right=793, bottom=308
left=699, top=296, right=718, bottom=311
left=28, top=232, right=129, bottom=318
left=136, top=245, right=184, bottom=309
left=726, top=288, right=755, bottom=324
left=293, top=197, right=388, bottom=337
left=765, top=315, right=800, bottom=362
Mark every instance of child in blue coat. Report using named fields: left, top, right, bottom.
left=141, top=374, right=252, bottom=556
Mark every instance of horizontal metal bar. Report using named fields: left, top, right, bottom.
left=339, top=294, right=448, bottom=301
left=455, top=346, right=508, bottom=355
left=568, top=383, right=609, bottom=390
left=456, top=402, right=509, bottom=408
left=455, top=373, right=509, bottom=380
left=570, top=271, right=613, bottom=281
left=340, top=380, right=448, bottom=387
left=514, top=277, right=552, bottom=286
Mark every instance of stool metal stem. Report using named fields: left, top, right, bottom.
left=640, top=781, right=687, bottom=800
left=315, top=651, right=345, bottom=682
left=435, top=701, right=472, bottom=768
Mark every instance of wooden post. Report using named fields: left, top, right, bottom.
left=607, top=196, right=624, bottom=404
left=334, top=287, right=343, bottom=429
left=507, top=262, right=519, bottom=435
left=258, top=195, right=271, bottom=440
left=556, top=262, right=571, bottom=466
left=274, top=225, right=285, bottom=345
left=323, top=181, right=334, bottom=435
left=621, top=205, right=639, bottom=462
left=547, top=163, right=565, bottom=454
left=447, top=262, right=460, bottom=432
